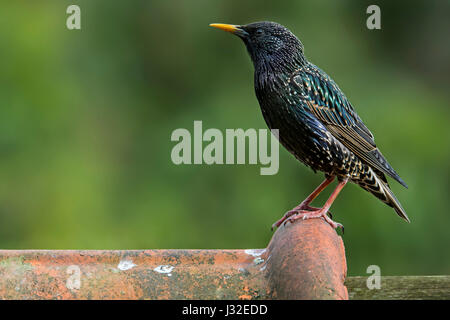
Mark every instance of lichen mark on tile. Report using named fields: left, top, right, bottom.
left=244, top=249, right=266, bottom=257
left=117, top=259, right=137, bottom=271
left=153, top=265, right=175, bottom=276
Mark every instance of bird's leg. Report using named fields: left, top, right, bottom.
left=271, top=176, right=335, bottom=230
left=284, top=178, right=349, bottom=231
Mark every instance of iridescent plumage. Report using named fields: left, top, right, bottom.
left=211, top=21, right=409, bottom=227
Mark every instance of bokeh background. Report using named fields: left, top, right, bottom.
left=0, top=0, right=449, bottom=276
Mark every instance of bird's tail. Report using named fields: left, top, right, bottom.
left=357, top=168, right=410, bottom=223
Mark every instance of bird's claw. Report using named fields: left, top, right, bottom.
left=282, top=209, right=344, bottom=234
left=271, top=205, right=333, bottom=231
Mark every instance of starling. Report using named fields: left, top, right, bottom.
left=210, top=21, right=409, bottom=230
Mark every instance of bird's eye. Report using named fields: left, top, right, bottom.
left=255, top=29, right=264, bottom=36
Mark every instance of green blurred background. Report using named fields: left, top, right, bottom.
left=0, top=1, right=449, bottom=276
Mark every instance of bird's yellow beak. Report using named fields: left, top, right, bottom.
left=209, top=23, right=248, bottom=38
left=209, top=23, right=240, bottom=34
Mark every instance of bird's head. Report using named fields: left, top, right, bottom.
left=210, top=21, right=305, bottom=71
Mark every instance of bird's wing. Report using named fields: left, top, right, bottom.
left=290, top=66, right=408, bottom=188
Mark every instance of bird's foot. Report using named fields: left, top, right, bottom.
left=283, top=208, right=344, bottom=233
left=271, top=202, right=333, bottom=231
